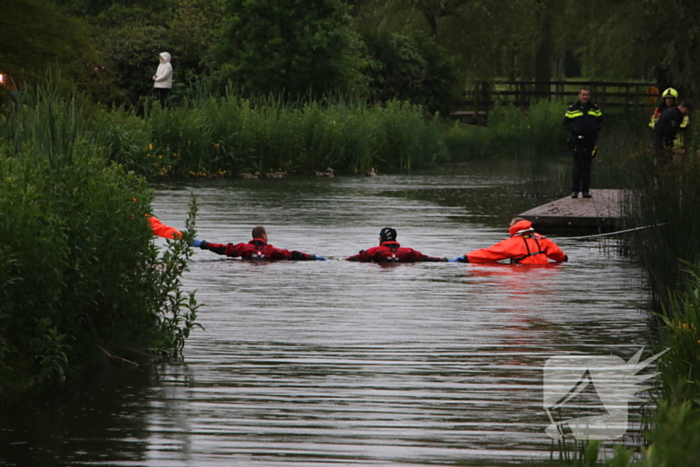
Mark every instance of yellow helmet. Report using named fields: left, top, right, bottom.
left=662, top=88, right=679, bottom=100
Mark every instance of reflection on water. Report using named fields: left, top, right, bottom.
left=0, top=164, right=650, bottom=466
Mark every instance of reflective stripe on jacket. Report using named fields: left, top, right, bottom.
left=563, top=101, right=603, bottom=143
left=649, top=106, right=689, bottom=148
left=654, top=107, right=687, bottom=149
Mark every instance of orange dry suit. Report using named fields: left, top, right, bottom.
left=148, top=216, right=182, bottom=240
left=464, top=220, right=567, bottom=264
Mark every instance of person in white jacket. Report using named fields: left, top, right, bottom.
left=152, top=52, right=173, bottom=107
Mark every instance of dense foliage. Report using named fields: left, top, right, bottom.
left=1, top=0, right=96, bottom=84
left=5, top=0, right=694, bottom=112
left=212, top=0, right=361, bottom=98
left=0, top=84, right=200, bottom=396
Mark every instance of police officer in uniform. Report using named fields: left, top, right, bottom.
left=563, top=88, right=603, bottom=199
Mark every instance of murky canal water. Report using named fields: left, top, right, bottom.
left=1, top=162, right=651, bottom=466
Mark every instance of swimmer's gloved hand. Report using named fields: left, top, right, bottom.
left=449, top=256, right=468, bottom=263
left=314, top=256, right=327, bottom=261
left=191, top=239, right=203, bottom=248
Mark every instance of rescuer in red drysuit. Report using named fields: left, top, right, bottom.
left=198, top=226, right=324, bottom=261
left=453, top=218, right=567, bottom=264
left=345, top=227, right=446, bottom=262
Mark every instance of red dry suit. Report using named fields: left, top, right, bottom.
left=465, top=220, right=567, bottom=264
left=345, top=241, right=445, bottom=262
left=201, top=238, right=318, bottom=261
left=148, top=216, right=182, bottom=240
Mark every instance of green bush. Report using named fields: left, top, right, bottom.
left=212, top=0, right=360, bottom=99
left=361, top=31, right=463, bottom=115
left=0, top=83, right=199, bottom=397
left=444, top=99, right=567, bottom=160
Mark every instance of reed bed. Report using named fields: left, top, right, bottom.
left=96, top=91, right=449, bottom=178
left=96, top=91, right=570, bottom=181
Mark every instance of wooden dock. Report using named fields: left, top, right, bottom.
left=517, top=189, right=631, bottom=235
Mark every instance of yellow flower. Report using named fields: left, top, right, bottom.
left=148, top=144, right=154, bottom=151
left=671, top=321, right=697, bottom=333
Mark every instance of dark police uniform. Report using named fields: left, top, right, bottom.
left=563, top=100, right=603, bottom=197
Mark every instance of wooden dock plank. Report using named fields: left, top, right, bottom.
left=518, top=189, right=631, bottom=234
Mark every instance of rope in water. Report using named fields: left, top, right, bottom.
left=564, top=223, right=667, bottom=241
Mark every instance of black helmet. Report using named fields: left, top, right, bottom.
left=379, top=227, right=397, bottom=242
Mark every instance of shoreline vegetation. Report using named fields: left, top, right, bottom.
left=2, top=83, right=699, bottom=465
left=0, top=83, right=201, bottom=398
left=78, top=82, right=570, bottom=180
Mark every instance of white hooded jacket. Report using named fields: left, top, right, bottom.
left=153, top=52, right=173, bottom=89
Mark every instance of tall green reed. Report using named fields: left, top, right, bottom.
left=443, top=99, right=567, bottom=160
left=107, top=86, right=450, bottom=179
left=5, top=81, right=86, bottom=170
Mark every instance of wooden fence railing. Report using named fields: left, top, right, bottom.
left=454, top=80, right=662, bottom=124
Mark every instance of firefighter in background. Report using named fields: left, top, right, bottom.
left=648, top=87, right=689, bottom=154
left=563, top=88, right=603, bottom=199
left=451, top=218, right=567, bottom=265
left=653, top=101, right=694, bottom=167
left=345, top=227, right=445, bottom=262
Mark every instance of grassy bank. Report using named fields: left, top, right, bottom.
left=98, top=91, right=449, bottom=178
left=0, top=84, right=200, bottom=398
left=92, top=86, right=572, bottom=180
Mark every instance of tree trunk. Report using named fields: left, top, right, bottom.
left=420, top=7, right=438, bottom=37
left=534, top=0, right=552, bottom=99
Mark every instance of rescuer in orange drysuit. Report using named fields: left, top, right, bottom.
left=148, top=216, right=182, bottom=239
left=132, top=196, right=189, bottom=242
left=147, top=215, right=205, bottom=247
left=451, top=218, right=567, bottom=264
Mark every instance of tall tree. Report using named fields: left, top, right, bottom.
left=0, top=0, right=95, bottom=84
left=212, top=0, right=362, bottom=97
left=170, top=0, right=222, bottom=84
left=362, top=30, right=462, bottom=113
left=407, top=0, right=471, bottom=38
left=533, top=0, right=554, bottom=93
